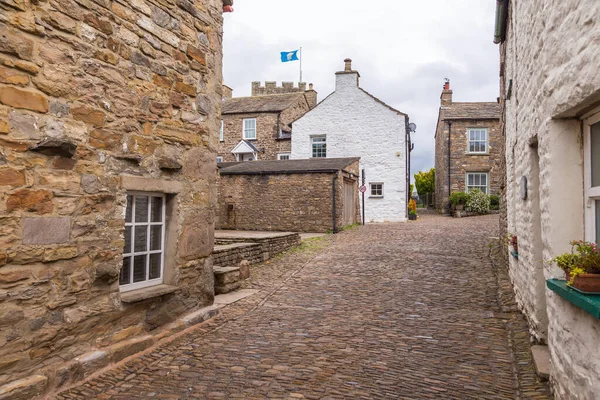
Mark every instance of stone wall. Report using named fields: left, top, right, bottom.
left=0, top=0, right=222, bottom=396
left=215, top=234, right=302, bottom=261
left=501, top=0, right=600, bottom=398
left=217, top=164, right=360, bottom=233
left=251, top=81, right=318, bottom=108
left=213, top=243, right=263, bottom=267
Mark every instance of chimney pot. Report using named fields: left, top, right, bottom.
left=309, top=83, right=314, bottom=90
left=344, top=58, right=352, bottom=72
left=443, top=81, right=450, bottom=91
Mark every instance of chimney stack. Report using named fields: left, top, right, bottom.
left=344, top=58, right=352, bottom=72
left=441, top=79, right=453, bottom=106
left=222, top=84, right=233, bottom=100
left=304, top=83, right=318, bottom=109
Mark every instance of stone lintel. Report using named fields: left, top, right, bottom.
left=120, top=175, right=183, bottom=193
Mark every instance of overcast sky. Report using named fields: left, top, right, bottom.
left=222, top=0, right=500, bottom=180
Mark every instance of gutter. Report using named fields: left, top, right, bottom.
left=220, top=169, right=344, bottom=176
left=494, top=0, right=508, bottom=44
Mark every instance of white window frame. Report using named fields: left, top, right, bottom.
left=369, top=182, right=384, bottom=198
left=243, top=118, right=257, bottom=140
left=466, top=172, right=489, bottom=194
left=277, top=153, right=290, bottom=160
left=121, top=192, right=166, bottom=292
left=584, top=108, right=600, bottom=242
left=216, top=156, right=223, bottom=163
left=311, top=136, right=327, bottom=158
left=467, top=128, right=488, bottom=154
left=219, top=120, right=224, bottom=142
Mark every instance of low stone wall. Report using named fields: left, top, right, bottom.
left=215, top=233, right=302, bottom=262
left=213, top=243, right=263, bottom=267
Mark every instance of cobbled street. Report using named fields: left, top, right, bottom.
left=56, top=214, right=550, bottom=400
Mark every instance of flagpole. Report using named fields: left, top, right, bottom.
left=299, top=47, right=303, bottom=83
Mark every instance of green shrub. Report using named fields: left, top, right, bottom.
left=490, top=195, right=500, bottom=210
left=466, top=189, right=490, bottom=214
left=449, top=192, right=469, bottom=206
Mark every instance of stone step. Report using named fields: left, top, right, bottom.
left=214, top=266, right=242, bottom=295
left=531, top=345, right=550, bottom=381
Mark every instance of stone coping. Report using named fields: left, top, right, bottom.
left=213, top=242, right=261, bottom=252
left=547, top=279, right=600, bottom=319
left=120, top=284, right=180, bottom=304
left=215, top=230, right=298, bottom=240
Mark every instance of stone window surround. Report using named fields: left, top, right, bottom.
left=369, top=182, right=384, bottom=198
left=583, top=107, right=600, bottom=242
left=119, top=176, right=182, bottom=300
left=466, top=172, right=489, bottom=194
left=243, top=118, right=257, bottom=140
left=466, top=127, right=489, bottom=155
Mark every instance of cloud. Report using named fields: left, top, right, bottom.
left=222, top=0, right=500, bottom=181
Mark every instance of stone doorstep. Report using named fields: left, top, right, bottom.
left=1, top=304, right=222, bottom=400
left=531, top=345, right=550, bottom=381
left=214, top=266, right=241, bottom=285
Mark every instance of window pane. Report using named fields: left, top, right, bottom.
left=135, top=196, right=149, bottom=222
left=151, top=197, right=163, bottom=222
left=133, top=255, right=147, bottom=283
left=592, top=122, right=600, bottom=187
left=120, top=257, right=131, bottom=285
left=481, top=174, right=488, bottom=185
left=150, top=225, right=162, bottom=251
left=124, top=226, right=132, bottom=254
left=125, top=195, right=133, bottom=222
left=468, top=174, right=474, bottom=185
left=149, top=254, right=161, bottom=280
left=134, top=226, right=148, bottom=252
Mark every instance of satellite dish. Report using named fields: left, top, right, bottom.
left=408, top=123, right=417, bottom=132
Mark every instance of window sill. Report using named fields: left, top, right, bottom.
left=547, top=279, right=600, bottom=319
left=120, top=284, right=180, bottom=304
left=243, top=138, right=257, bottom=141
left=369, top=196, right=384, bottom=199
left=465, top=153, right=489, bottom=156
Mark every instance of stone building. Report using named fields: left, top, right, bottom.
left=217, top=158, right=360, bottom=233
left=434, top=82, right=501, bottom=212
left=495, top=0, right=600, bottom=398
left=291, top=59, right=411, bottom=223
left=218, top=82, right=317, bottom=163
left=0, top=0, right=223, bottom=397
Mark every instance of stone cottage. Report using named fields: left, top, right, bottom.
left=0, top=0, right=224, bottom=397
left=218, top=82, right=317, bottom=163
left=434, top=81, right=501, bottom=212
left=495, top=0, right=600, bottom=398
left=291, top=59, right=411, bottom=223
left=217, top=158, right=360, bottom=233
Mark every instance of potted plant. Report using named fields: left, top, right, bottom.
left=408, top=199, right=417, bottom=220
left=449, top=192, right=468, bottom=211
left=551, top=240, right=600, bottom=293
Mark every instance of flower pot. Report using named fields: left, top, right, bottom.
left=455, top=204, right=464, bottom=211
left=408, top=214, right=417, bottom=221
left=566, top=271, right=600, bottom=293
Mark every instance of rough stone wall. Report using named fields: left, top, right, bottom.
left=217, top=164, right=360, bottom=233
left=291, top=71, right=407, bottom=223
left=434, top=117, right=501, bottom=210
left=218, top=95, right=310, bottom=162
left=212, top=243, right=263, bottom=267
left=502, top=0, right=600, bottom=398
left=0, top=0, right=222, bottom=394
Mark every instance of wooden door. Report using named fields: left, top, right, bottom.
left=343, top=179, right=356, bottom=226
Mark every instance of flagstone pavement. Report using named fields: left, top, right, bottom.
left=56, top=214, right=550, bottom=399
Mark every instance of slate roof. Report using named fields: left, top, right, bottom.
left=222, top=93, right=306, bottom=114
left=442, top=102, right=500, bottom=120
left=219, top=157, right=360, bottom=175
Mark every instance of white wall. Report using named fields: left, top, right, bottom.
left=291, top=72, right=407, bottom=223
left=503, top=0, right=600, bottom=398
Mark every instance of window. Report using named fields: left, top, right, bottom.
left=584, top=109, right=600, bottom=243
left=121, top=193, right=166, bottom=292
left=216, top=156, right=223, bottom=163
left=370, top=183, right=384, bottom=197
left=278, top=153, right=290, bottom=160
left=467, top=128, right=488, bottom=153
left=311, top=136, right=326, bottom=158
left=466, top=172, right=489, bottom=194
left=219, top=120, right=224, bottom=142
left=243, top=118, right=256, bottom=140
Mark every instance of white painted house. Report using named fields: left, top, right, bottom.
left=291, top=59, right=411, bottom=223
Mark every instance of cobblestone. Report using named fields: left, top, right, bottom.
left=56, top=214, right=550, bottom=399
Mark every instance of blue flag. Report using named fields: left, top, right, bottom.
left=280, top=50, right=300, bottom=62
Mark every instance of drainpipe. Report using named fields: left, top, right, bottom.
left=332, top=171, right=339, bottom=233
left=447, top=121, right=452, bottom=210
left=494, top=0, right=508, bottom=44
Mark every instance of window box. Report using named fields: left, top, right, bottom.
left=547, top=279, right=600, bottom=319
